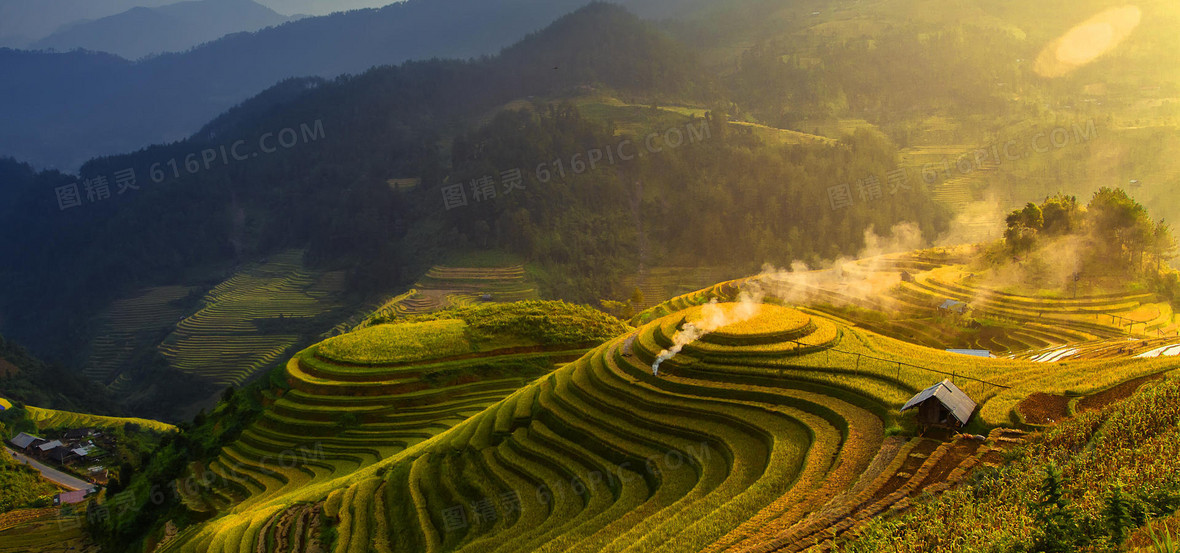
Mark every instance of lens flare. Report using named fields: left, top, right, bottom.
left=1035, top=5, right=1142, bottom=77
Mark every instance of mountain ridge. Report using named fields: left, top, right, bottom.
left=30, top=0, right=295, bottom=61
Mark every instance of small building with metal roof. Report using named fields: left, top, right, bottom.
left=9, top=432, right=41, bottom=450
left=938, top=299, right=969, bottom=315
left=36, top=440, right=63, bottom=453
left=901, top=379, right=977, bottom=428
left=946, top=349, right=994, bottom=358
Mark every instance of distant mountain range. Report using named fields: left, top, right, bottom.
left=30, top=0, right=298, bottom=61
left=0, top=0, right=694, bottom=171
left=0, top=0, right=176, bottom=48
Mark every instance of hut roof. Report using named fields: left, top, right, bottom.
left=901, top=379, right=977, bottom=425
left=9, top=432, right=40, bottom=449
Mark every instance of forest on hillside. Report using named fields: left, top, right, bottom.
left=0, top=4, right=950, bottom=414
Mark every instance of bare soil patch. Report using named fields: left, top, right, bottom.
left=1017, top=392, right=1070, bottom=425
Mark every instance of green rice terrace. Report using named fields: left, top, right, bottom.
left=139, top=290, right=1180, bottom=553
left=357, top=265, right=540, bottom=329
left=157, top=251, right=350, bottom=387
left=164, top=302, right=625, bottom=522
left=22, top=405, right=178, bottom=434
left=84, top=285, right=198, bottom=385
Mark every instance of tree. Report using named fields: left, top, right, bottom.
left=599, top=299, right=633, bottom=319
left=1152, top=220, right=1178, bottom=273
left=629, top=287, right=645, bottom=309
left=1031, top=462, right=1085, bottom=553
left=1004, top=203, right=1043, bottom=254
left=1087, top=187, right=1154, bottom=268
left=1041, top=194, right=1079, bottom=236
left=1103, top=481, right=1135, bottom=544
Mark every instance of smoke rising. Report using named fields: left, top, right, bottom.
left=934, top=197, right=1006, bottom=247
left=651, top=290, right=763, bottom=375
left=754, top=222, right=929, bottom=308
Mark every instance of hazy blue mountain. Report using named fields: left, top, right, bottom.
left=0, top=0, right=176, bottom=47
left=0, top=0, right=726, bottom=171
left=0, top=0, right=626, bottom=170
left=31, top=0, right=296, bottom=60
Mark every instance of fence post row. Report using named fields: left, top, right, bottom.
left=827, top=347, right=1009, bottom=390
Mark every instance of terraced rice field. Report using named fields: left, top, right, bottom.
left=23, top=405, right=176, bottom=433
left=152, top=296, right=1180, bottom=553
left=898, top=145, right=1001, bottom=214
left=890, top=267, right=1178, bottom=345
left=0, top=508, right=98, bottom=553
left=728, top=251, right=1178, bottom=356
left=361, top=266, right=539, bottom=327
left=84, top=285, right=196, bottom=384
left=159, top=250, right=348, bottom=386
left=172, top=306, right=607, bottom=520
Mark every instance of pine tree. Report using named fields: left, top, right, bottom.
left=1104, top=480, right=1135, bottom=544
left=1031, top=462, right=1083, bottom=553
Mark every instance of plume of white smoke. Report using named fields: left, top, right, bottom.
left=651, top=289, right=764, bottom=375
left=756, top=222, right=928, bottom=307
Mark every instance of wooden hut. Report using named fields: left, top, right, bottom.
left=901, top=379, right=976, bottom=429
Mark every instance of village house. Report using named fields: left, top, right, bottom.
left=48, top=445, right=77, bottom=464
left=34, top=439, right=63, bottom=459
left=8, top=432, right=42, bottom=452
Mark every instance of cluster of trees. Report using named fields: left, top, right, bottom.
left=1002, top=188, right=1177, bottom=275
left=440, top=105, right=948, bottom=302
left=86, top=384, right=265, bottom=550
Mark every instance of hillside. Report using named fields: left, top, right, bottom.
left=0, top=449, right=58, bottom=513
left=838, top=374, right=1180, bottom=552
left=0, top=334, right=121, bottom=416
left=117, top=292, right=1180, bottom=552
left=80, top=301, right=626, bottom=549
left=0, top=3, right=952, bottom=421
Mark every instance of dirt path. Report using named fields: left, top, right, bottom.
left=1076, top=373, right=1166, bottom=413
